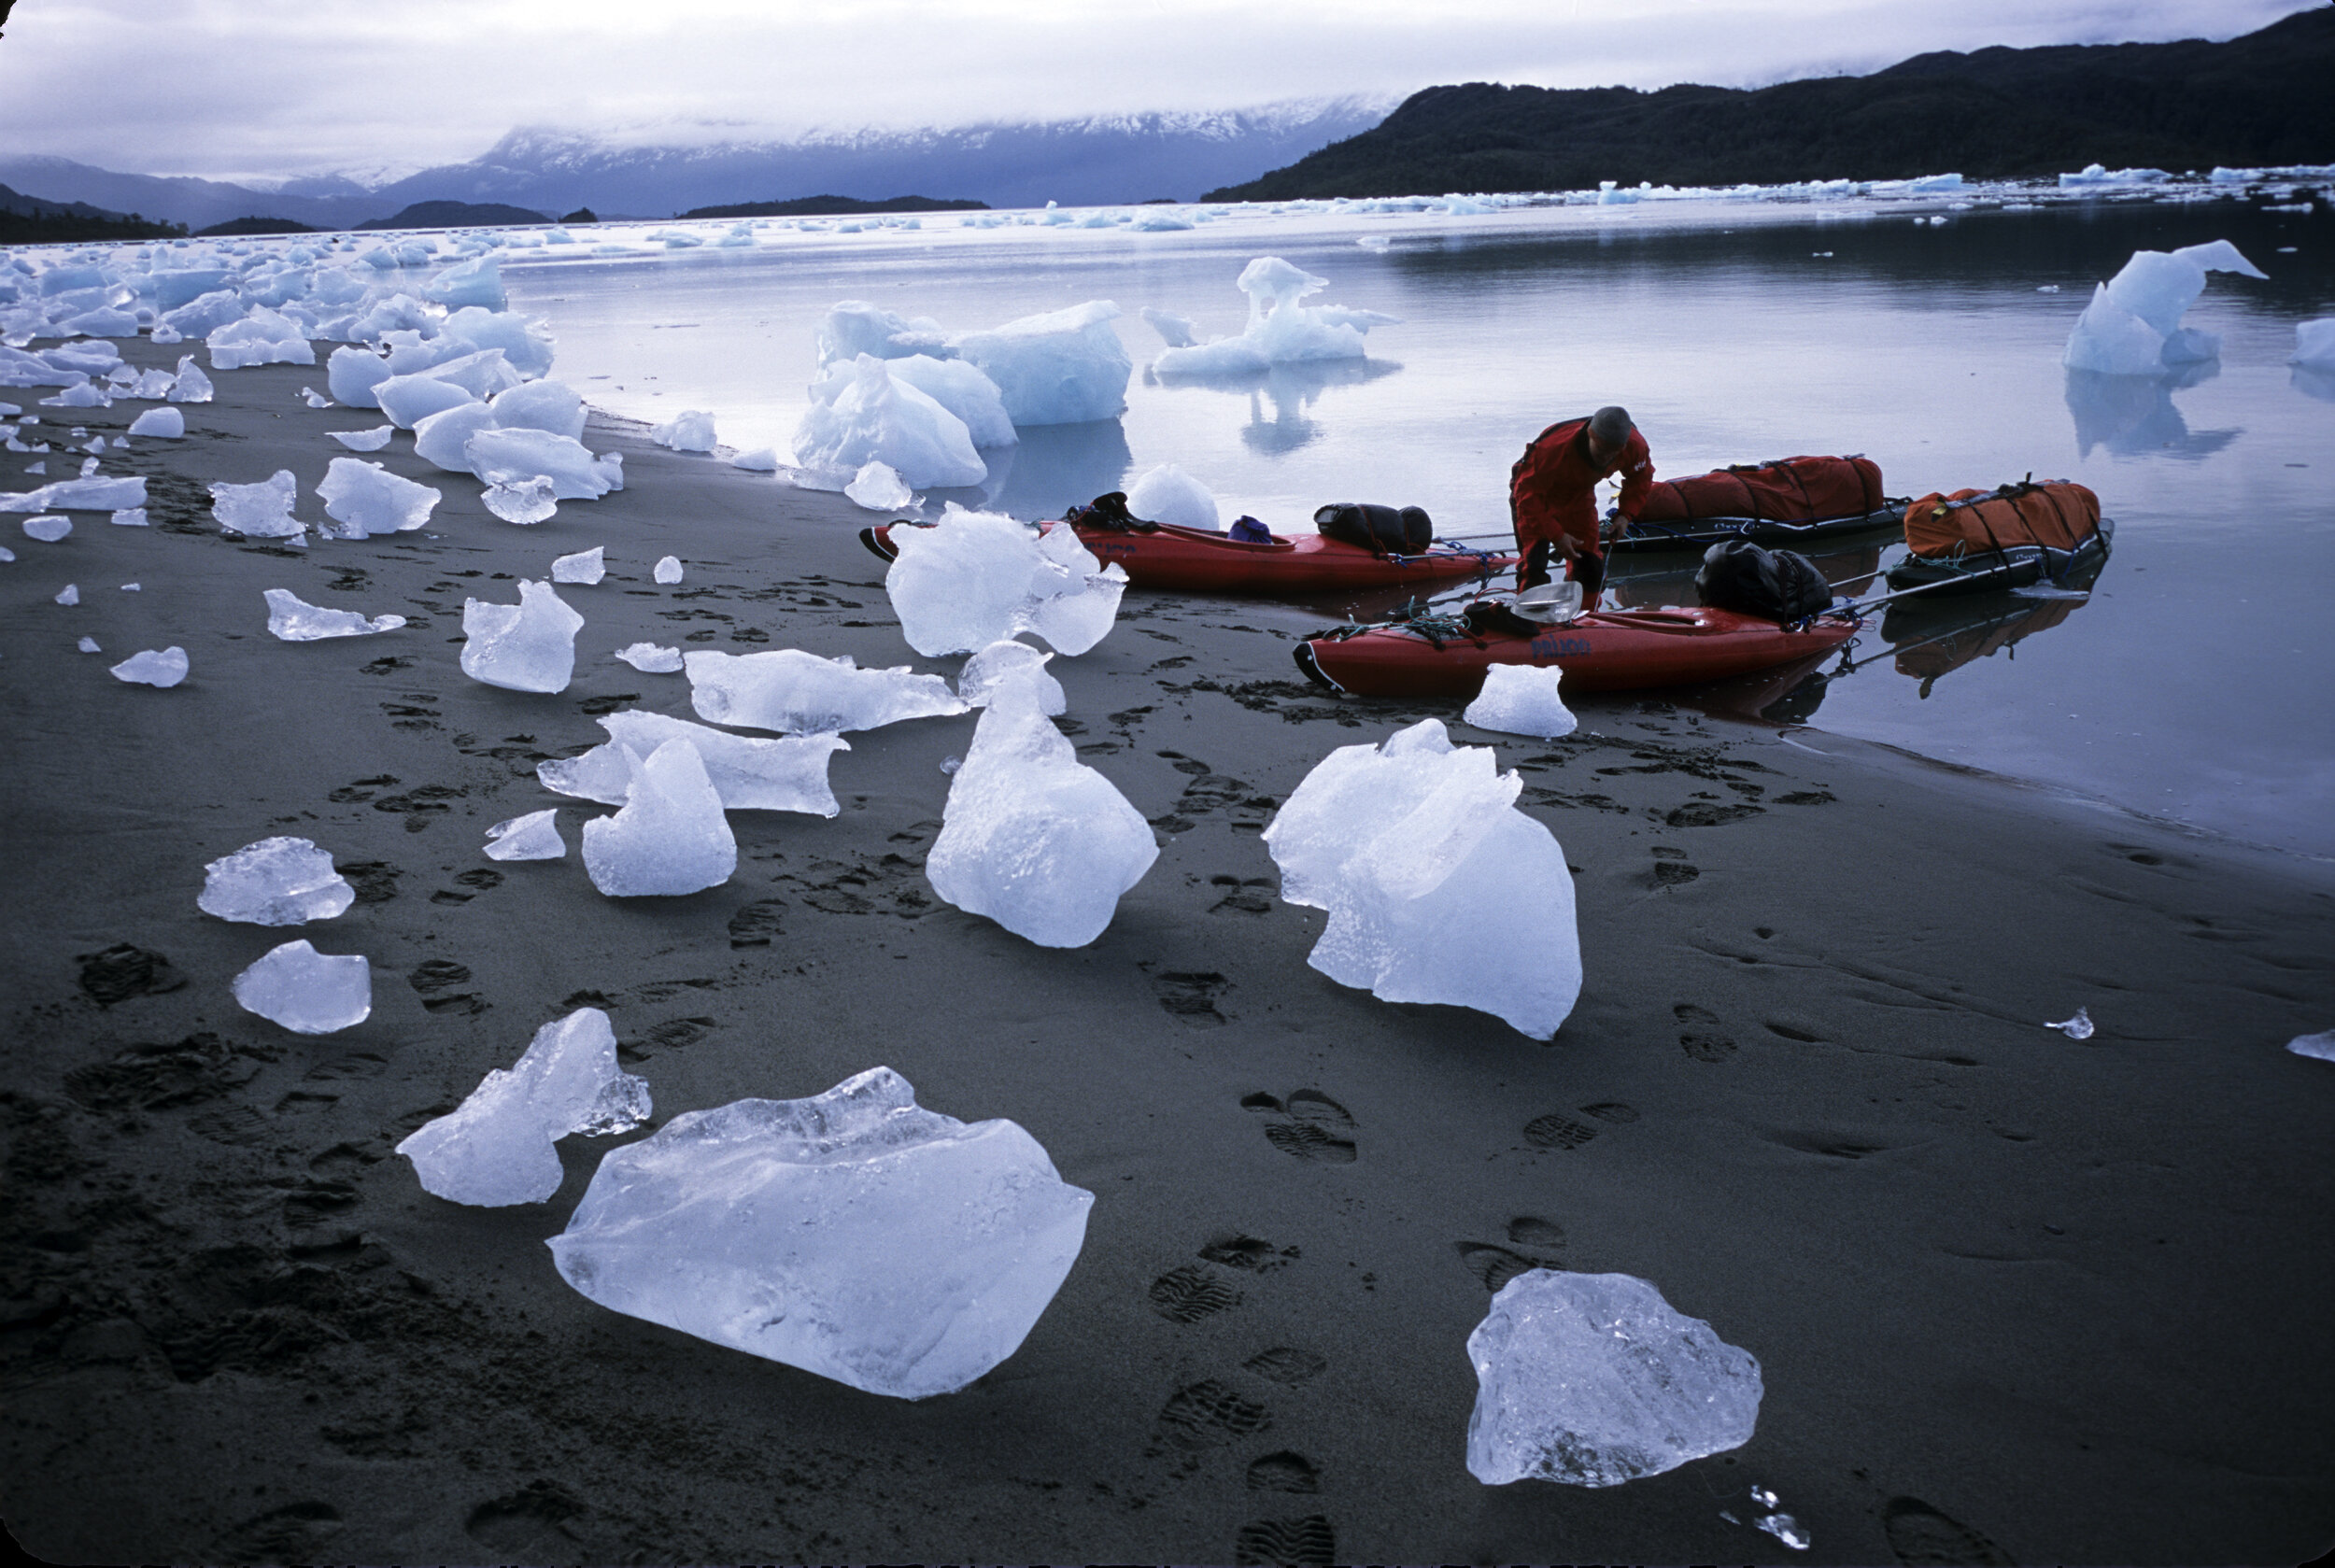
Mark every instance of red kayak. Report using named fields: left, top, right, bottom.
left=861, top=519, right=1517, bottom=596
left=1295, top=605, right=1859, bottom=698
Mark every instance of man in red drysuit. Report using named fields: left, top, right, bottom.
left=1507, top=404, right=1652, bottom=607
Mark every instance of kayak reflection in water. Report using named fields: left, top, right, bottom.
left=1508, top=404, right=1653, bottom=609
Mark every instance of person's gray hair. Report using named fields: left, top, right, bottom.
left=1589, top=405, right=1633, bottom=445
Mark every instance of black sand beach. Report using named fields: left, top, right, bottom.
left=4, top=340, right=2333, bottom=1567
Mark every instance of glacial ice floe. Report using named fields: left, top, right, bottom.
left=542, top=710, right=849, bottom=815
left=1153, top=257, right=1399, bottom=375
left=580, top=738, right=738, bottom=897
left=884, top=506, right=1128, bottom=657
left=954, top=300, right=1132, bottom=425
left=232, top=939, right=372, bottom=1034
left=199, top=835, right=356, bottom=925
left=460, top=579, right=585, bottom=693
left=2063, top=240, right=2269, bottom=376
left=686, top=648, right=967, bottom=735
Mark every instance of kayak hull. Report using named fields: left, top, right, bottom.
left=1610, top=504, right=1907, bottom=556
left=863, top=519, right=1517, bottom=596
left=1883, top=516, right=2115, bottom=595
left=1296, top=606, right=1859, bottom=699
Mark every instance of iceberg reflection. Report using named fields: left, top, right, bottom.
left=2064, top=365, right=2238, bottom=459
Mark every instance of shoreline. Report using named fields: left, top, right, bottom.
left=2, top=338, right=2332, bottom=1566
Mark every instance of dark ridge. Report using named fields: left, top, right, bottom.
left=195, top=216, right=318, bottom=237
left=355, top=199, right=553, bottom=231
left=1208, top=8, right=2335, bottom=200
left=0, top=181, right=184, bottom=242
left=559, top=206, right=598, bottom=225
left=678, top=193, right=989, bottom=219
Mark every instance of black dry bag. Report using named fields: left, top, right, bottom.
left=1694, top=538, right=1833, bottom=621
left=1313, top=501, right=1433, bottom=554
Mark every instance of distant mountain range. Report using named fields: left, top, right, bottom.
left=0, top=98, right=1392, bottom=233
left=1213, top=10, right=2335, bottom=199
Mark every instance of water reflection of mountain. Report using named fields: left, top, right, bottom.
left=2065, top=365, right=2240, bottom=459
left=1149, top=358, right=1403, bottom=456
left=935, top=420, right=1134, bottom=521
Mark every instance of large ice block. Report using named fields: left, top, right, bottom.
left=209, top=470, right=307, bottom=539
left=208, top=306, right=316, bottom=370
left=1464, top=663, right=1578, bottom=739
left=1466, top=1270, right=1762, bottom=1487
left=373, top=372, right=478, bottom=430
left=1263, top=719, right=1580, bottom=1038
left=198, top=835, right=355, bottom=925
left=1154, top=256, right=1398, bottom=375
left=952, top=300, right=1131, bottom=425
left=412, top=401, right=501, bottom=472
left=317, top=457, right=440, bottom=535
left=541, top=711, right=848, bottom=814
left=488, top=378, right=587, bottom=440
left=1125, top=462, right=1220, bottom=530
left=109, top=646, right=188, bottom=686
left=957, top=639, right=1066, bottom=715
left=885, top=505, right=1127, bottom=657
left=232, top=939, right=371, bottom=1034
left=794, top=354, right=986, bottom=489
left=264, top=587, right=405, bottom=640
left=460, top=579, right=585, bottom=693
left=581, top=738, right=738, bottom=897
left=925, top=678, right=1157, bottom=947
left=686, top=647, right=965, bottom=734
left=126, top=406, right=185, bottom=439
left=396, top=1008, right=650, bottom=1207
left=886, top=354, right=1016, bottom=448
left=652, top=409, right=716, bottom=452
left=2063, top=240, right=2269, bottom=375
left=1, top=475, right=149, bottom=513
left=467, top=428, right=614, bottom=499
left=546, top=1066, right=1094, bottom=1398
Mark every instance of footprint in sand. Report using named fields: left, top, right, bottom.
left=205, top=1503, right=344, bottom=1565
left=464, top=1481, right=591, bottom=1555
left=1676, top=1002, right=1737, bottom=1062
left=1881, top=1496, right=2013, bottom=1566
left=1244, top=1090, right=1357, bottom=1163
left=76, top=943, right=184, bottom=1006
left=407, top=959, right=486, bottom=1016
left=1454, top=1215, right=1568, bottom=1291
left=1234, top=1514, right=1337, bottom=1567
left=1145, top=1378, right=1271, bottom=1459
left=1243, top=1347, right=1327, bottom=1386
left=1149, top=1263, right=1243, bottom=1323
left=1153, top=970, right=1231, bottom=1026
left=727, top=899, right=786, bottom=947
left=1245, top=1451, right=1321, bottom=1493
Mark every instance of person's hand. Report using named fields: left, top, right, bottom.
left=1555, top=533, right=1581, bottom=562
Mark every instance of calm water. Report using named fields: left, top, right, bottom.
left=492, top=199, right=2335, bottom=859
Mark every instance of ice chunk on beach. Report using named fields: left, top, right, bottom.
left=1464, top=664, right=1578, bottom=740
left=1155, top=256, right=1398, bottom=375
left=77, top=635, right=99, bottom=652
left=652, top=409, right=716, bottom=452
left=845, top=460, right=914, bottom=510
left=327, top=346, right=395, bottom=408
left=460, top=579, right=584, bottom=692
left=686, top=647, right=966, bottom=734
left=52, top=584, right=78, bottom=605
left=2045, top=1007, right=2095, bottom=1040
left=300, top=387, right=330, bottom=409
left=3, top=475, right=147, bottom=512
left=552, top=546, right=605, bottom=585
left=126, top=406, right=184, bottom=439
left=543, top=710, right=849, bottom=815
left=209, top=471, right=306, bottom=539
left=440, top=306, right=555, bottom=379
left=264, top=587, right=404, bottom=640
left=166, top=357, right=214, bottom=403
left=615, top=642, right=683, bottom=672
left=644, top=557, right=679, bottom=586
left=887, top=355, right=1017, bottom=448
left=110, top=646, right=187, bottom=686
left=412, top=402, right=501, bottom=472
left=885, top=506, right=1126, bottom=657
left=485, top=474, right=559, bottom=525
left=795, top=354, right=986, bottom=489
left=233, top=940, right=370, bottom=1034
left=318, top=458, right=439, bottom=535
left=199, top=836, right=355, bottom=925
left=1140, top=306, right=1198, bottom=348
left=423, top=254, right=506, bottom=311
left=2287, top=1029, right=2335, bottom=1063
left=396, top=1008, right=647, bottom=1206
left=926, top=677, right=1156, bottom=947
left=957, top=639, right=1065, bottom=715
left=2064, top=240, right=2270, bottom=375
left=1466, top=1270, right=1763, bottom=1487
left=488, top=377, right=586, bottom=440
left=21, top=516, right=70, bottom=542
left=953, top=301, right=1131, bottom=425
left=1264, top=719, right=1579, bottom=1038
left=466, top=427, right=614, bottom=499
left=485, top=808, right=567, bottom=861
left=207, top=306, right=317, bottom=370
left=546, top=1066, right=1093, bottom=1399
left=374, top=371, right=477, bottom=430
left=582, top=738, right=738, bottom=896
left=1125, top=462, right=1219, bottom=530
left=729, top=446, right=781, bottom=472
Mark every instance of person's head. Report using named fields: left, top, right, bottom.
left=1586, top=404, right=1633, bottom=460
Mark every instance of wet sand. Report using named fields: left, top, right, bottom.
left=3, top=341, right=2332, bottom=1567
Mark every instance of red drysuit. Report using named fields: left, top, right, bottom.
left=1508, top=417, right=1653, bottom=593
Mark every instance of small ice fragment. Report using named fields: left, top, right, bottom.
left=23, top=462, right=44, bottom=475
left=2045, top=1007, right=2095, bottom=1040
left=1125, top=462, right=1219, bottom=530
left=301, top=387, right=331, bottom=408
left=1758, top=1514, right=1811, bottom=1551
left=484, top=808, right=567, bottom=861
left=2284, top=1029, right=2335, bottom=1063
left=328, top=425, right=394, bottom=451
left=651, top=409, right=717, bottom=452
left=615, top=643, right=684, bottom=673
left=166, top=357, right=214, bottom=403
left=1465, top=1270, right=1763, bottom=1486
left=209, top=470, right=306, bottom=539
left=460, top=580, right=585, bottom=693
left=2038, top=284, right=2061, bottom=293
left=232, top=940, right=371, bottom=1034
left=1464, top=663, right=1578, bottom=739
left=541, top=711, right=848, bottom=815
left=22, top=516, right=71, bottom=542
left=686, top=647, right=966, bottom=735
left=581, top=737, right=738, bottom=897
left=126, top=406, right=185, bottom=439
left=485, top=473, right=559, bottom=524
left=653, top=555, right=684, bottom=585
left=941, top=755, right=961, bottom=774
left=729, top=446, right=780, bottom=472
left=53, top=584, right=78, bottom=606
left=844, top=459, right=913, bottom=511
left=77, top=635, right=100, bottom=653
left=263, top=587, right=405, bottom=640
left=0, top=545, right=12, bottom=560
left=396, top=1008, right=649, bottom=1206
left=110, top=646, right=187, bottom=686
left=120, top=582, right=139, bottom=590
left=110, top=508, right=148, bottom=527
left=199, top=835, right=357, bottom=925
left=957, top=638, right=1066, bottom=714
left=1750, top=1486, right=1779, bottom=1508
left=545, top=1066, right=1094, bottom=1398
left=551, top=546, right=605, bottom=585
left=1719, top=1509, right=1740, bottom=1525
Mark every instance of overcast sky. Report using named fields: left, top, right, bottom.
left=0, top=0, right=2315, bottom=183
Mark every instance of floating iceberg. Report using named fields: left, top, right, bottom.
left=953, top=300, right=1130, bottom=425
left=926, top=675, right=1157, bottom=947
left=467, top=427, right=615, bottom=499
left=2, top=474, right=148, bottom=512
left=109, top=646, right=188, bottom=686
left=1264, top=719, right=1579, bottom=1038
left=885, top=506, right=1128, bottom=657
left=615, top=643, right=683, bottom=672
left=1467, top=1270, right=1762, bottom=1486
left=126, top=406, right=184, bottom=439
left=551, top=545, right=605, bottom=585
left=686, top=647, right=966, bottom=734
left=544, top=710, right=848, bottom=814
left=1125, top=462, right=1219, bottom=530
left=844, top=460, right=914, bottom=511
left=485, top=808, right=567, bottom=861
left=815, top=300, right=951, bottom=365
left=1154, top=257, right=1399, bottom=375
left=887, top=355, right=1016, bottom=448
left=460, top=579, right=585, bottom=693
left=264, top=587, right=405, bottom=640
left=1464, top=664, right=1578, bottom=739
left=209, top=471, right=306, bottom=539
left=199, top=836, right=355, bottom=925
left=652, top=409, right=716, bottom=452
left=795, top=354, right=986, bottom=490
left=485, top=474, right=559, bottom=524
left=957, top=639, right=1066, bottom=715
left=546, top=1066, right=1093, bottom=1399
left=207, top=306, right=316, bottom=370
left=232, top=940, right=371, bottom=1035
left=581, top=738, right=738, bottom=897
left=2293, top=318, right=2335, bottom=372
left=2063, top=240, right=2269, bottom=375
left=317, top=457, right=440, bottom=535
left=396, top=1008, right=649, bottom=1206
